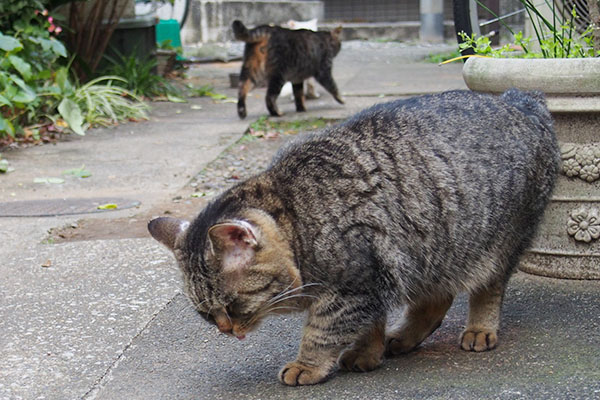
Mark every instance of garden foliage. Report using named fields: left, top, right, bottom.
left=1, top=0, right=149, bottom=140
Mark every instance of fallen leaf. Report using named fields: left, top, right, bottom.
left=190, top=105, right=203, bottom=110
left=97, top=203, right=117, bottom=210
left=33, top=177, right=64, bottom=184
left=167, top=94, right=187, bottom=103
left=63, top=165, right=91, bottom=178
left=41, top=259, right=51, bottom=268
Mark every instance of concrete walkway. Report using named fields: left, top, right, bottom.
left=1, top=42, right=598, bottom=400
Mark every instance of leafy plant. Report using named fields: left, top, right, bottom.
left=157, top=39, right=182, bottom=55
left=426, top=49, right=463, bottom=63
left=40, top=68, right=149, bottom=135
left=103, top=51, right=182, bottom=98
left=459, top=1, right=600, bottom=58
left=0, top=5, right=67, bottom=137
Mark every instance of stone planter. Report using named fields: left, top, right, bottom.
left=463, top=57, right=600, bottom=279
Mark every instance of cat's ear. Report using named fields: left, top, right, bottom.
left=208, top=221, right=258, bottom=273
left=148, top=217, right=190, bottom=251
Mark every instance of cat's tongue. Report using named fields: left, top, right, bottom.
left=236, top=335, right=246, bottom=340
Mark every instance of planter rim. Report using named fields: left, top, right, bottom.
left=462, top=56, right=600, bottom=96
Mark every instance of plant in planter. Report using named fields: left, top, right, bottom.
left=455, top=0, right=600, bottom=279
left=155, top=39, right=180, bottom=76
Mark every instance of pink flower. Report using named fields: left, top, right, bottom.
left=48, top=16, right=53, bottom=24
left=48, top=24, right=55, bottom=32
left=42, top=9, right=48, bottom=16
left=55, top=26, right=62, bottom=34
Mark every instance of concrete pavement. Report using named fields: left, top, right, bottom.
left=1, top=41, right=598, bottom=400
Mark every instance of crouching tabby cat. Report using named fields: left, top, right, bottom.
left=148, top=89, right=559, bottom=386
left=232, top=20, right=344, bottom=119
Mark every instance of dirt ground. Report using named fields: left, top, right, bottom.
left=46, top=125, right=301, bottom=243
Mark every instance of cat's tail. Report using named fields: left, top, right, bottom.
left=232, top=20, right=271, bottom=43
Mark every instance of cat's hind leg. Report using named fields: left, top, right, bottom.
left=266, top=76, right=285, bottom=116
left=314, top=70, right=344, bottom=104
left=292, top=81, right=307, bottom=112
left=338, top=317, right=386, bottom=372
left=385, top=296, right=453, bottom=355
left=237, top=76, right=254, bottom=119
left=460, top=279, right=505, bottom=352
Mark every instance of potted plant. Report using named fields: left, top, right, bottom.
left=455, top=0, right=600, bottom=279
left=155, top=39, right=179, bottom=76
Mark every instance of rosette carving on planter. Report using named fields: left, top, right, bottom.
left=567, top=207, right=600, bottom=243
left=561, top=143, right=600, bottom=182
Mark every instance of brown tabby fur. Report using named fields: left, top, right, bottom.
left=232, top=20, right=344, bottom=119
left=148, top=89, right=560, bottom=386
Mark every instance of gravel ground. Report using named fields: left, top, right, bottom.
left=187, top=120, right=336, bottom=199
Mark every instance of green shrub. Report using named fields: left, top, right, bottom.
left=40, top=68, right=148, bottom=135
left=0, top=2, right=67, bottom=137
left=103, top=51, right=182, bottom=98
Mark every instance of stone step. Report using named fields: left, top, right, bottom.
left=319, top=21, right=456, bottom=42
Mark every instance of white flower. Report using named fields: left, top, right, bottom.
left=562, top=157, right=581, bottom=177
left=579, top=164, right=600, bottom=183
left=567, top=207, right=600, bottom=243
left=575, top=146, right=595, bottom=166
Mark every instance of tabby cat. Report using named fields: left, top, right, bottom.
left=232, top=20, right=344, bottom=119
left=148, top=89, right=559, bottom=386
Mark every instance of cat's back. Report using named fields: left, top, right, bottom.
left=273, top=89, right=557, bottom=176
left=267, top=89, right=559, bottom=248
left=258, top=89, right=559, bottom=293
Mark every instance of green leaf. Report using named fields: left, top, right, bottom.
left=167, top=94, right=187, bottom=103
left=62, top=165, right=91, bottom=178
left=0, top=159, right=9, bottom=173
left=55, top=67, right=72, bottom=93
left=58, top=98, right=86, bottom=135
left=0, top=116, right=15, bottom=137
left=8, top=74, right=36, bottom=103
left=0, top=32, right=23, bottom=52
left=0, top=94, right=11, bottom=106
left=48, top=38, right=67, bottom=58
left=33, top=177, right=65, bottom=184
left=97, top=203, right=118, bottom=210
left=8, top=55, right=32, bottom=81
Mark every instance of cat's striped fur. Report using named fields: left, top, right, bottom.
left=149, top=89, right=560, bottom=386
left=232, top=20, right=343, bottom=119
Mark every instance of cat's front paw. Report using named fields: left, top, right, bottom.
left=460, top=329, right=497, bottom=352
left=278, top=361, right=329, bottom=386
left=338, top=348, right=383, bottom=372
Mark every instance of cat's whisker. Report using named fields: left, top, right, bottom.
left=267, top=282, right=322, bottom=305
left=266, top=293, right=318, bottom=308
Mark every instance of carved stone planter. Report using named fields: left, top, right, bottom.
left=463, top=57, right=600, bottom=279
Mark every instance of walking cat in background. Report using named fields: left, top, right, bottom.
left=149, top=89, right=560, bottom=386
left=280, top=19, right=320, bottom=100
left=232, top=20, right=343, bottom=119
